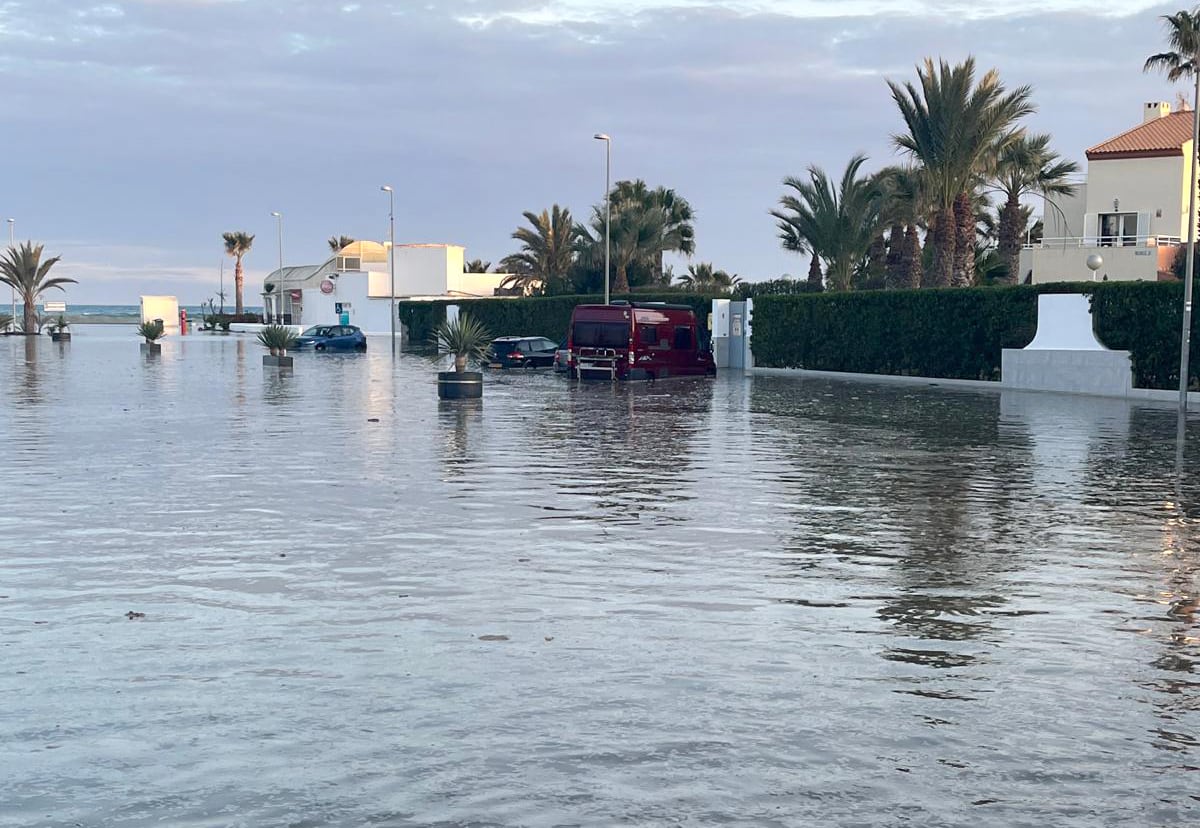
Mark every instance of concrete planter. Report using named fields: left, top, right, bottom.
left=263, top=354, right=294, bottom=369
left=437, top=370, right=483, bottom=399
left=140, top=342, right=162, bottom=354
left=50, top=332, right=71, bottom=342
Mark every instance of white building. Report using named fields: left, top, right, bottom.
left=262, top=241, right=515, bottom=338
left=1022, top=101, right=1191, bottom=283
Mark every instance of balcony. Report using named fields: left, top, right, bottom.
left=1021, top=235, right=1179, bottom=283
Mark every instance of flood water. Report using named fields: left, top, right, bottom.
left=2, top=327, right=1198, bottom=827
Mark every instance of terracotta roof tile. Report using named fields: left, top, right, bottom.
left=1086, top=111, right=1193, bottom=159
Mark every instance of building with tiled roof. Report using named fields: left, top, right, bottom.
left=1022, top=101, right=1191, bottom=285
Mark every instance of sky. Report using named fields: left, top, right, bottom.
left=0, top=0, right=1193, bottom=303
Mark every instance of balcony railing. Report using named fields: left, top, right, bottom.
left=1024, top=235, right=1182, bottom=249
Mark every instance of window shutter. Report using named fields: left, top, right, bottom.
left=1137, top=212, right=1151, bottom=243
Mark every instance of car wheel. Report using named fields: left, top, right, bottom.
left=524, top=360, right=538, bottom=371
left=355, top=342, right=366, bottom=352
left=315, top=343, right=326, bottom=352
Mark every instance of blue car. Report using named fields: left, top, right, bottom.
left=294, top=324, right=367, bottom=351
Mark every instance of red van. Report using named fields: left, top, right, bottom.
left=567, top=302, right=717, bottom=381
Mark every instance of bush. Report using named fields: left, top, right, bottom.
left=398, top=293, right=721, bottom=349
left=750, top=280, right=1200, bottom=389
left=734, top=278, right=823, bottom=300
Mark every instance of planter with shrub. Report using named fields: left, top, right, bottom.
left=433, top=314, right=490, bottom=399
left=137, top=320, right=165, bottom=353
left=258, top=324, right=297, bottom=368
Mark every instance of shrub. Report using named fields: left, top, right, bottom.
left=256, top=324, right=298, bottom=353
left=734, top=278, right=823, bottom=300
left=749, top=280, right=1200, bottom=389
left=136, top=320, right=165, bottom=342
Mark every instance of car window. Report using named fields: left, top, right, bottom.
left=301, top=326, right=323, bottom=337
left=537, top=339, right=556, bottom=351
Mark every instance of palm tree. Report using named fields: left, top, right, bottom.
left=771, top=154, right=881, bottom=291
left=611, top=180, right=696, bottom=282
left=327, top=235, right=355, bottom=253
left=499, top=205, right=577, bottom=294
left=464, top=259, right=492, bottom=273
left=222, top=231, right=255, bottom=315
left=676, top=262, right=740, bottom=293
left=876, top=165, right=927, bottom=288
left=583, top=203, right=667, bottom=294
left=889, top=57, right=1034, bottom=287
left=988, top=133, right=1078, bottom=284
left=0, top=242, right=75, bottom=334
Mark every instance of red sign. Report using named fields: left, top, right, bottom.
left=319, top=279, right=334, bottom=295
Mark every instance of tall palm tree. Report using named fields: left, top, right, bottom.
left=222, top=231, right=255, bottom=315
left=584, top=203, right=666, bottom=294
left=876, top=165, right=927, bottom=288
left=988, top=133, right=1078, bottom=284
left=610, top=180, right=696, bottom=282
left=499, top=205, right=576, bottom=294
left=889, top=57, right=1034, bottom=287
left=327, top=235, right=355, bottom=253
left=0, top=242, right=75, bottom=334
left=771, top=154, right=882, bottom=292
left=464, top=259, right=492, bottom=273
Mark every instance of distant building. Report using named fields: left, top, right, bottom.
left=262, top=241, right=515, bottom=336
left=1022, top=101, right=1190, bottom=283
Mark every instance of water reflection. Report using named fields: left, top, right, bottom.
left=438, top=398, right=482, bottom=479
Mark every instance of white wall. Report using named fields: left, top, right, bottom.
left=1044, top=183, right=1086, bottom=240
left=1084, top=153, right=1189, bottom=239
left=140, top=295, right=180, bottom=335
left=1030, top=244, right=1166, bottom=283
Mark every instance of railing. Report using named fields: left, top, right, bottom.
left=1025, top=235, right=1182, bottom=249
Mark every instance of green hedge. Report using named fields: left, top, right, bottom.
left=751, top=281, right=1199, bottom=390
left=398, top=293, right=721, bottom=349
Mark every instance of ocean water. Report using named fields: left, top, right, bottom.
left=0, top=304, right=266, bottom=324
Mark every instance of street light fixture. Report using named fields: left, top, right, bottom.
left=593, top=133, right=611, bottom=304
left=270, top=212, right=284, bottom=323
left=381, top=185, right=396, bottom=355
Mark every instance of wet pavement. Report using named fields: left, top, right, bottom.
left=1, top=327, right=1198, bottom=826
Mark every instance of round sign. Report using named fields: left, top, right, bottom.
left=319, top=279, right=335, bottom=295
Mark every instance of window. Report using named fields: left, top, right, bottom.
left=638, top=324, right=658, bottom=346
left=336, top=256, right=362, bottom=271
left=674, top=326, right=694, bottom=351
left=572, top=321, right=630, bottom=348
left=1098, top=213, right=1138, bottom=247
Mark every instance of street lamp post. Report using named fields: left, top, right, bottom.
left=593, top=134, right=611, bottom=304
left=270, top=212, right=284, bottom=323
left=1180, top=70, right=1200, bottom=412
left=381, top=185, right=396, bottom=355
left=7, top=219, right=14, bottom=327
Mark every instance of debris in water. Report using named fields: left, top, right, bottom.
left=478, top=635, right=509, bottom=642
left=125, top=611, right=145, bottom=620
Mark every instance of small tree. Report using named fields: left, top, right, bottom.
left=432, top=314, right=491, bottom=373
left=0, top=242, right=75, bottom=334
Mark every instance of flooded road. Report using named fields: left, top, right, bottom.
left=1, top=328, right=1198, bottom=826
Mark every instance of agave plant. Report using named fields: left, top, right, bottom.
left=136, top=320, right=165, bottom=343
left=431, top=313, right=491, bottom=372
left=45, top=314, right=69, bottom=335
left=256, top=324, right=298, bottom=356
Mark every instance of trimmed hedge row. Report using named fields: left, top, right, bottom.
left=399, top=293, right=721, bottom=348
left=751, top=280, right=1199, bottom=390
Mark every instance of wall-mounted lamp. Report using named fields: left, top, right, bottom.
left=1113, top=198, right=1120, bottom=212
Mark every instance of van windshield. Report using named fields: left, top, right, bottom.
left=572, top=321, right=629, bottom=348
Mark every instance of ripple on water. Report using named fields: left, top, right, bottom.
left=0, top=330, right=1198, bottom=826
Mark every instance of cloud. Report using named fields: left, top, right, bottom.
left=0, top=0, right=1189, bottom=300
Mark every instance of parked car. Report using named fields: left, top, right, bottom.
left=485, top=336, right=558, bottom=369
left=553, top=338, right=570, bottom=373
left=566, top=302, right=716, bottom=380
left=293, top=324, right=367, bottom=351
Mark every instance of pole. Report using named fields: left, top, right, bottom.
left=1181, top=69, right=1200, bottom=413
left=383, top=186, right=396, bottom=355
left=8, top=219, right=15, bottom=328
left=604, top=139, right=611, bottom=304
left=271, top=212, right=284, bottom=323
